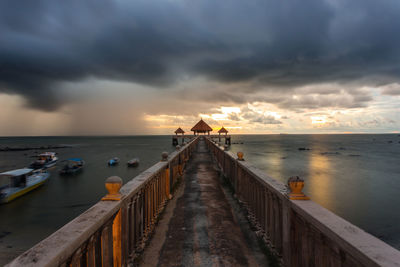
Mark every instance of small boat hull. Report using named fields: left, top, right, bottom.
left=30, top=152, right=58, bottom=169
left=0, top=172, right=50, bottom=204
left=44, top=160, right=58, bottom=168
left=127, top=158, right=139, bottom=167
left=59, top=167, right=83, bottom=175
left=108, top=158, right=120, bottom=166
left=59, top=159, right=85, bottom=175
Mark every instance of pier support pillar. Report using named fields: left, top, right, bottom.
left=172, top=137, right=178, bottom=146
left=225, top=136, right=231, bottom=145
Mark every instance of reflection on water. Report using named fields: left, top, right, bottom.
left=307, top=142, right=333, bottom=209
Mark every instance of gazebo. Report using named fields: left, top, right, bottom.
left=174, top=127, right=185, bottom=136
left=191, top=119, right=213, bottom=135
left=173, top=127, right=185, bottom=146
left=218, top=126, right=228, bottom=142
left=218, top=127, right=228, bottom=136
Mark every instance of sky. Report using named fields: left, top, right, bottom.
left=1, top=0, right=400, bottom=135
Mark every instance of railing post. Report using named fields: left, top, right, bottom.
left=176, top=145, right=184, bottom=175
left=284, top=176, right=310, bottom=266
left=282, top=197, right=291, bottom=266
left=161, top=152, right=171, bottom=199
left=101, top=220, right=114, bottom=266
left=113, top=210, right=122, bottom=267
left=233, top=156, right=238, bottom=193
left=102, top=176, right=123, bottom=267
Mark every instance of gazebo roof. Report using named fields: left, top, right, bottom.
left=191, top=119, right=213, bottom=132
left=218, top=127, right=228, bottom=133
left=175, top=127, right=185, bottom=134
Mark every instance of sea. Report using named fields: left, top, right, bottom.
left=0, top=134, right=399, bottom=264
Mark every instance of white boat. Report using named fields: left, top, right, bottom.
left=0, top=168, right=50, bottom=204
left=30, top=152, right=58, bottom=169
left=127, top=158, right=139, bottom=167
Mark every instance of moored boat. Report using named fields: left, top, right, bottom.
left=127, top=158, right=139, bottom=167
left=0, top=168, right=50, bottom=204
left=59, top=158, right=85, bottom=175
left=108, top=157, right=120, bottom=166
left=30, top=152, right=58, bottom=169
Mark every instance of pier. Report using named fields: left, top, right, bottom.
left=140, top=137, right=267, bottom=266
left=172, top=134, right=231, bottom=146
left=6, top=135, right=400, bottom=266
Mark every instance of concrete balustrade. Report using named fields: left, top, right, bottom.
left=6, top=137, right=199, bottom=267
left=205, top=137, right=400, bottom=267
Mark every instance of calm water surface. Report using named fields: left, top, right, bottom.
left=229, top=134, right=400, bottom=250
left=0, top=136, right=173, bottom=263
left=0, top=134, right=399, bottom=264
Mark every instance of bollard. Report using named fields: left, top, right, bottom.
left=237, top=151, right=244, bottom=161
left=102, top=176, right=123, bottom=201
left=287, top=176, right=310, bottom=200
left=161, top=151, right=169, bottom=161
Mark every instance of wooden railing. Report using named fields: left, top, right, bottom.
left=7, top=137, right=199, bottom=267
left=206, top=138, right=400, bottom=267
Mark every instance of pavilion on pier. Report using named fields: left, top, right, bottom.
left=174, top=127, right=185, bottom=136
left=191, top=119, right=213, bottom=135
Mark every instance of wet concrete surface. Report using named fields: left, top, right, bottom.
left=141, top=138, right=269, bottom=267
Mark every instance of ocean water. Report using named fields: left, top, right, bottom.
left=0, top=136, right=174, bottom=264
left=0, top=134, right=399, bottom=264
left=229, top=134, right=400, bottom=250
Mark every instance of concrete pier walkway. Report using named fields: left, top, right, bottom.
left=140, top=138, right=269, bottom=267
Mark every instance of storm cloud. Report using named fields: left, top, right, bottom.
left=1, top=0, right=400, bottom=111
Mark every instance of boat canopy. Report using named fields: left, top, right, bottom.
left=68, top=158, right=83, bottom=162
left=0, top=168, right=34, bottom=177
left=39, top=152, right=56, bottom=156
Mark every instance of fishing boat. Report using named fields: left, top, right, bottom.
left=0, top=168, right=50, bottom=204
left=30, top=152, right=58, bottom=169
left=59, top=158, right=85, bottom=175
left=108, top=157, right=120, bottom=166
left=127, top=158, right=139, bottom=167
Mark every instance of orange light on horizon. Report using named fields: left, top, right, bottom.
left=311, top=116, right=327, bottom=124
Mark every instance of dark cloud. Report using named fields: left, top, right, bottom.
left=249, top=115, right=282, bottom=125
left=380, top=83, right=400, bottom=95
left=1, top=0, right=400, bottom=111
left=239, top=107, right=282, bottom=124
left=227, top=113, right=241, bottom=121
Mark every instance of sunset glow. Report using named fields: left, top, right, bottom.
left=311, top=116, right=327, bottom=125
